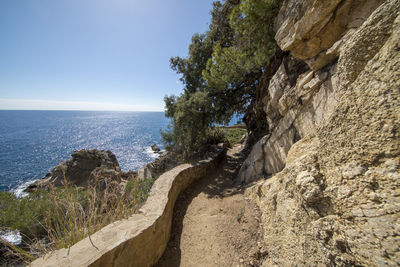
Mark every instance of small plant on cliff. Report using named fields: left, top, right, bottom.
left=125, top=176, right=156, bottom=205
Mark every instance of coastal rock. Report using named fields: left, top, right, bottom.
left=336, top=0, right=400, bottom=89
left=137, top=163, right=155, bottom=180
left=275, top=0, right=384, bottom=70
left=239, top=0, right=392, bottom=184
left=245, top=136, right=341, bottom=266
left=263, top=62, right=289, bottom=129
left=151, top=144, right=161, bottom=153
left=25, top=149, right=122, bottom=191
left=264, top=56, right=309, bottom=122
left=137, top=146, right=194, bottom=180
left=243, top=0, right=400, bottom=265
left=239, top=108, right=300, bottom=183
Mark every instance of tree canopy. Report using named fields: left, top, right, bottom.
left=163, top=0, right=282, bottom=160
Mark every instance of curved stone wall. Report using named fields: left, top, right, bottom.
left=31, top=147, right=226, bottom=267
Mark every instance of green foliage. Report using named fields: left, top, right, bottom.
left=125, top=177, right=156, bottom=205
left=208, top=0, right=239, bottom=47
left=0, top=191, right=50, bottom=238
left=164, top=0, right=283, bottom=159
left=203, top=0, right=282, bottom=103
left=163, top=91, right=215, bottom=160
left=202, top=43, right=258, bottom=124
left=204, top=43, right=252, bottom=90
left=224, top=127, right=247, bottom=146
left=205, top=127, right=226, bottom=146
left=170, top=34, right=214, bottom=95
left=0, top=188, right=92, bottom=239
left=229, top=0, right=282, bottom=67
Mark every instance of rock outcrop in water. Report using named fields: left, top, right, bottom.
left=25, top=149, right=134, bottom=192
left=25, top=147, right=180, bottom=193
left=241, top=0, right=400, bottom=265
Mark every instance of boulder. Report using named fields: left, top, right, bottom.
left=151, top=144, right=161, bottom=153
left=25, top=149, right=122, bottom=191
left=137, top=163, right=155, bottom=180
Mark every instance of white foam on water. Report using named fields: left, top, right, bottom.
left=10, top=178, right=38, bottom=198
left=0, top=230, right=22, bottom=245
left=145, top=146, right=160, bottom=159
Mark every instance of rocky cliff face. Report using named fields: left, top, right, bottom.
left=240, top=0, right=400, bottom=265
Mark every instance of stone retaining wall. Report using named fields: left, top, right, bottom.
left=31, top=146, right=226, bottom=267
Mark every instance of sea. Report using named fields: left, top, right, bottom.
left=0, top=110, right=169, bottom=194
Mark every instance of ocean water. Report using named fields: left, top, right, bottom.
left=0, top=110, right=169, bottom=192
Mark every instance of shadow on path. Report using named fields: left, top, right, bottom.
left=155, top=146, right=247, bottom=267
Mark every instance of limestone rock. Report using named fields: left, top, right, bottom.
left=295, top=169, right=324, bottom=204
left=262, top=56, right=309, bottom=127
left=137, top=163, right=155, bottom=180
left=277, top=85, right=296, bottom=117
left=275, top=0, right=343, bottom=58
left=337, top=0, right=400, bottom=89
left=245, top=1, right=400, bottom=265
left=297, top=70, right=328, bottom=103
left=239, top=64, right=340, bottom=182
left=239, top=0, right=391, bottom=184
left=275, top=0, right=385, bottom=70
left=263, top=62, right=289, bottom=128
left=245, top=137, right=344, bottom=266
left=239, top=109, right=299, bottom=183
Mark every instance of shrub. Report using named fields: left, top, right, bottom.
left=125, top=176, right=156, bottom=205
left=0, top=191, right=48, bottom=238
left=0, top=174, right=159, bottom=263
left=205, top=127, right=226, bottom=146
left=224, top=128, right=246, bottom=146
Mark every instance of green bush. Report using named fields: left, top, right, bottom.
left=205, top=127, right=226, bottom=146
left=0, top=191, right=48, bottom=238
left=225, top=128, right=246, bottom=146
left=125, top=177, right=156, bottom=205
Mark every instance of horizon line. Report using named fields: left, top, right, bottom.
left=0, top=98, right=164, bottom=112
left=0, top=109, right=165, bottom=112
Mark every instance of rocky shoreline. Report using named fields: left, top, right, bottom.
left=24, top=145, right=175, bottom=194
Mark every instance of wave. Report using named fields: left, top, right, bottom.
left=10, top=179, right=37, bottom=198
left=0, top=230, right=22, bottom=245
left=145, top=146, right=160, bottom=159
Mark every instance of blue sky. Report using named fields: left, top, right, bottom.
left=0, top=0, right=215, bottom=111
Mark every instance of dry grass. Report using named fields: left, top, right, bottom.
left=0, top=175, right=156, bottom=264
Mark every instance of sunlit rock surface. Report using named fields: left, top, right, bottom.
left=243, top=0, right=400, bottom=265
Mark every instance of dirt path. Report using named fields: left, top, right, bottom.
left=156, top=145, right=266, bottom=267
